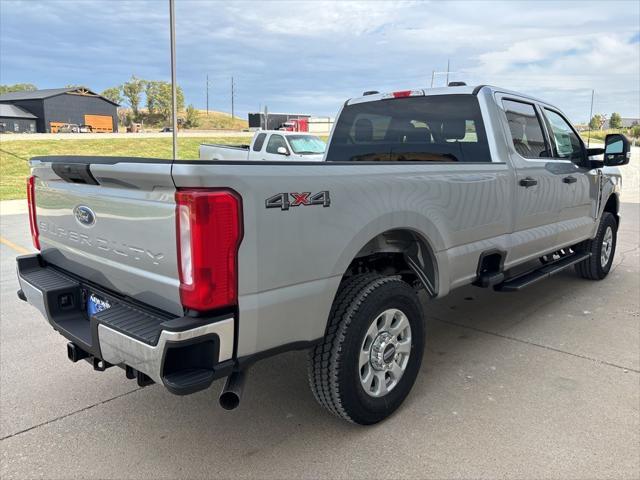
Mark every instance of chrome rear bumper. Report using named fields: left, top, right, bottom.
left=17, top=253, right=235, bottom=395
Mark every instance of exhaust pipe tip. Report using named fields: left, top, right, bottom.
left=219, top=391, right=241, bottom=410
left=219, top=370, right=245, bottom=410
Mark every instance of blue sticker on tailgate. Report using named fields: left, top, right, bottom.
left=87, top=293, right=111, bottom=317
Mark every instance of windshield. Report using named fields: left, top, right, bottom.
left=325, top=94, right=491, bottom=162
left=287, top=135, right=326, bottom=155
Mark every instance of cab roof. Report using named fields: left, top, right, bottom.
left=346, top=85, right=547, bottom=106
left=258, top=130, right=320, bottom=136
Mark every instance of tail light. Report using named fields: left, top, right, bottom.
left=27, top=176, right=40, bottom=250
left=175, top=189, right=243, bottom=312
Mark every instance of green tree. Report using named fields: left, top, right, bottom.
left=0, top=83, right=37, bottom=95
left=145, top=80, right=162, bottom=114
left=589, top=114, right=601, bottom=130
left=184, top=104, right=200, bottom=129
left=122, top=75, right=145, bottom=116
left=153, top=81, right=185, bottom=122
left=101, top=86, right=123, bottom=105
left=609, top=112, right=622, bottom=129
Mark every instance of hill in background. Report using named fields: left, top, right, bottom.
left=193, top=109, right=248, bottom=130
left=120, top=108, right=248, bottom=131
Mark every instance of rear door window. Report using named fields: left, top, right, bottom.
left=253, top=133, right=267, bottom=151
left=502, top=99, right=549, bottom=159
left=325, top=94, right=492, bottom=162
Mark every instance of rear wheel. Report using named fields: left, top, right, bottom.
left=575, top=212, right=618, bottom=280
left=307, top=274, right=425, bottom=424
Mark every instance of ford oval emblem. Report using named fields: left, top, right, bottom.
left=73, top=205, right=96, bottom=227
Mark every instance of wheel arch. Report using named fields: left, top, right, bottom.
left=333, top=227, right=440, bottom=298
left=603, top=192, right=620, bottom=224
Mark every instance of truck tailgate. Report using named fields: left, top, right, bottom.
left=30, top=157, right=182, bottom=316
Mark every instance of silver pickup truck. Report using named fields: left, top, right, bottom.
left=16, top=85, right=630, bottom=425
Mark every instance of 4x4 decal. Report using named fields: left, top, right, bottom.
left=266, top=191, right=331, bottom=211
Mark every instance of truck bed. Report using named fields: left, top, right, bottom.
left=199, top=143, right=250, bottom=161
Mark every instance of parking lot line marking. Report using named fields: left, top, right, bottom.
left=0, top=387, right=144, bottom=441
left=0, top=236, right=29, bottom=255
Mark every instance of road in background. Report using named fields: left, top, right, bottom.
left=1, top=197, right=638, bottom=478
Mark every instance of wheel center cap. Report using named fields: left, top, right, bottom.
left=370, top=332, right=398, bottom=371
left=383, top=344, right=396, bottom=363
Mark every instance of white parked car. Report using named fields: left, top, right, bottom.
left=200, top=130, right=326, bottom=161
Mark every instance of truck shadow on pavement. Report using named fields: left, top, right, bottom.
left=132, top=266, right=623, bottom=431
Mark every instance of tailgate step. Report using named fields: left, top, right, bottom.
left=20, top=266, right=78, bottom=291
left=94, top=303, right=173, bottom=346
left=495, top=252, right=591, bottom=292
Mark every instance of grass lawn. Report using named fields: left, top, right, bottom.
left=0, top=136, right=249, bottom=200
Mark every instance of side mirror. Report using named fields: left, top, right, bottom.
left=603, top=134, right=631, bottom=166
left=276, top=146, right=289, bottom=156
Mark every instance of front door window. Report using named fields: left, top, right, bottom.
left=543, top=109, right=584, bottom=163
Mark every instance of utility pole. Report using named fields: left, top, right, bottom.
left=430, top=70, right=435, bottom=88
left=169, top=0, right=178, bottom=159
left=446, top=59, right=450, bottom=85
left=587, top=89, right=595, bottom=147
left=231, top=76, right=235, bottom=119
left=206, top=74, right=210, bottom=116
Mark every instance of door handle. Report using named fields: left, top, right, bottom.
left=563, top=176, right=577, bottom=184
left=519, top=177, right=538, bottom=188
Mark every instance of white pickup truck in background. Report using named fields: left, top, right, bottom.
left=199, top=130, right=326, bottom=161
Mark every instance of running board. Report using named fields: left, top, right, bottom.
left=494, top=252, right=591, bottom=292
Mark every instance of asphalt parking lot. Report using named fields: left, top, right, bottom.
left=1, top=202, right=639, bottom=479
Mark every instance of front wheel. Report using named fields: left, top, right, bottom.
left=307, top=275, right=425, bottom=425
left=575, top=212, right=618, bottom=280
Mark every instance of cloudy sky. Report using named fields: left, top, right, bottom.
left=1, top=0, right=638, bottom=122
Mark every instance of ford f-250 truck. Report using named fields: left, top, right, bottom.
left=16, top=85, right=630, bottom=424
left=199, top=130, right=326, bottom=161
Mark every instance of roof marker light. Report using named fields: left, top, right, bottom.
left=381, top=90, right=425, bottom=100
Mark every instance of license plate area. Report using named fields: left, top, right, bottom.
left=86, top=291, right=112, bottom=317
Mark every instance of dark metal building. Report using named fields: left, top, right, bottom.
left=248, top=112, right=311, bottom=130
left=0, top=104, right=37, bottom=133
left=0, top=87, right=119, bottom=133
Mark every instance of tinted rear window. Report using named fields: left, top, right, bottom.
left=253, top=132, right=267, bottom=151
left=325, top=94, right=491, bottom=163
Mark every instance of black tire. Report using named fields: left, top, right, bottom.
left=575, top=212, right=618, bottom=280
left=307, top=274, right=425, bottom=425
